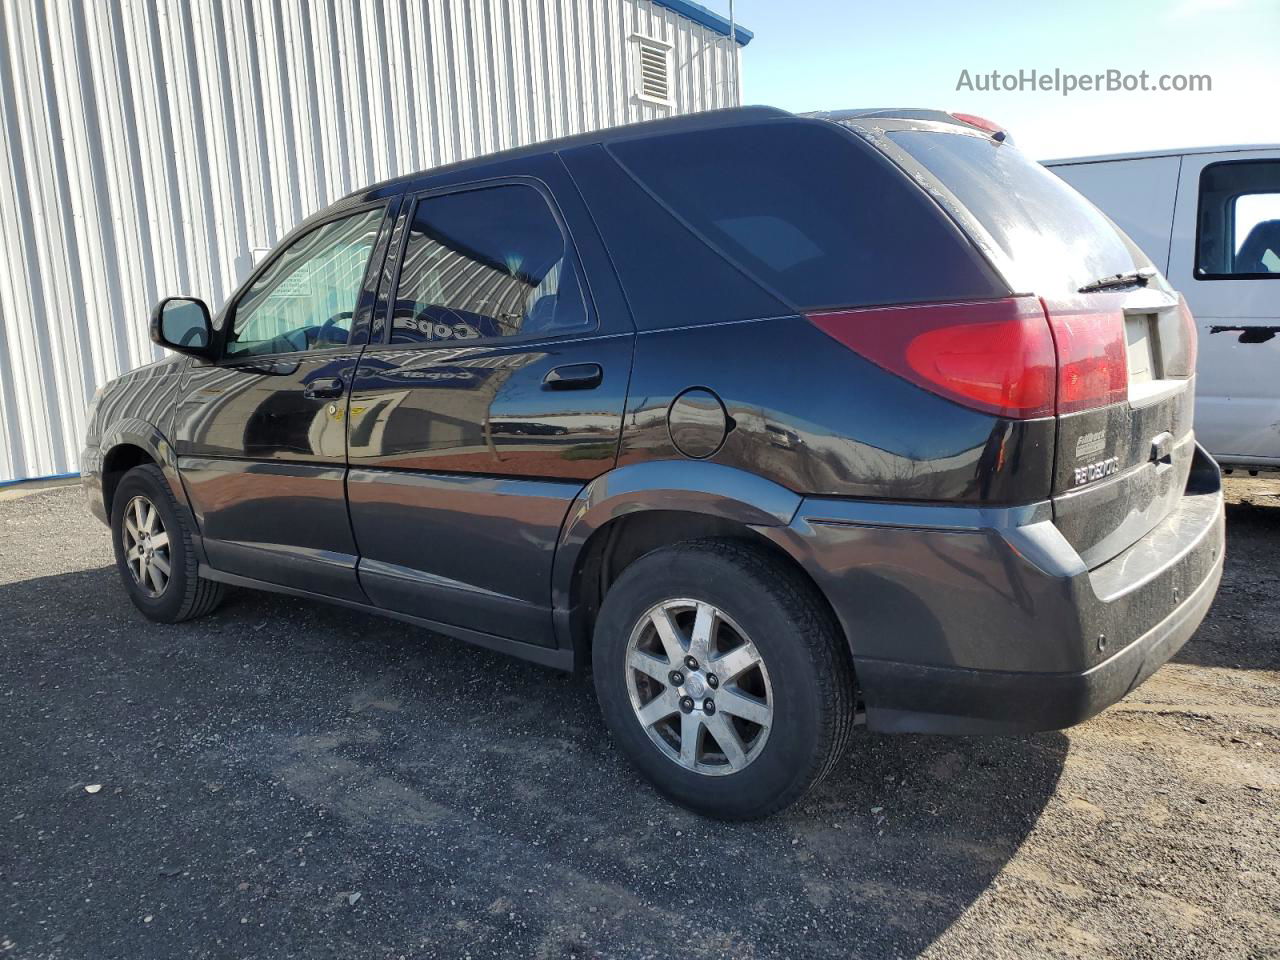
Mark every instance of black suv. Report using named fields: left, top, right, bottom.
left=83, top=107, right=1225, bottom=818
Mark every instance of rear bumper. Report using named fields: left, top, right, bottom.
left=856, top=545, right=1221, bottom=733
left=771, top=444, right=1225, bottom=734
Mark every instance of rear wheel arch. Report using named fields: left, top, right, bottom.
left=554, top=462, right=823, bottom=662
left=563, top=508, right=847, bottom=673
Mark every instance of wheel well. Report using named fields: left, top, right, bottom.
left=569, top=510, right=839, bottom=660
left=101, top=444, right=156, bottom=516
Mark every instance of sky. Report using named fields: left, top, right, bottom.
left=720, top=0, right=1280, bottom=160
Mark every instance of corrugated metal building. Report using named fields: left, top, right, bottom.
left=0, top=0, right=751, bottom=484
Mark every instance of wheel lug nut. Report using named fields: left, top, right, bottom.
left=684, top=655, right=698, bottom=670
left=703, top=699, right=715, bottom=715
left=679, top=696, right=694, bottom=714
left=707, top=674, right=718, bottom=689
left=669, top=670, right=684, bottom=686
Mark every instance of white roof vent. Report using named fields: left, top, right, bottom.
left=632, top=34, right=673, bottom=105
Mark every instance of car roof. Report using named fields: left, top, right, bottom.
left=343, top=105, right=795, bottom=203
left=800, top=107, right=969, bottom=126
left=1043, top=144, right=1280, bottom=165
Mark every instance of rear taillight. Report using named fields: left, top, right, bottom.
left=809, top=295, right=1133, bottom=419
left=808, top=298, right=1057, bottom=419
left=1040, top=297, right=1128, bottom=414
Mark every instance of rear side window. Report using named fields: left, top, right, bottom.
left=391, top=184, right=589, bottom=344
left=608, top=121, right=1000, bottom=311
left=889, top=130, right=1155, bottom=296
left=1195, top=160, right=1280, bottom=279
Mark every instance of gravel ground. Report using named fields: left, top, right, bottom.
left=1, top=480, right=1277, bottom=960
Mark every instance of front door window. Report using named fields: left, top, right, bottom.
left=228, top=208, right=385, bottom=357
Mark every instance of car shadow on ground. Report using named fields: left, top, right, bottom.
left=2, top=565, right=1066, bottom=959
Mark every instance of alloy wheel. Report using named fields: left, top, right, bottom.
left=121, top=495, right=171, bottom=598
left=625, top=598, right=773, bottom=776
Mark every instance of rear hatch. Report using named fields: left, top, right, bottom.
left=869, top=120, right=1199, bottom=568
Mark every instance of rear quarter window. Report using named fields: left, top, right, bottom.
left=607, top=120, right=1002, bottom=311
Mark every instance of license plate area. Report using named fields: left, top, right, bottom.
left=1125, top=313, right=1161, bottom=385
left=1124, top=311, right=1183, bottom=406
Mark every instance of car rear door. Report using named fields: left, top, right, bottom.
left=1168, top=150, right=1280, bottom=466
left=174, top=200, right=398, bottom=601
left=345, top=157, right=633, bottom=647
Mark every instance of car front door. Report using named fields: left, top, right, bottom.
left=345, top=166, right=633, bottom=647
left=174, top=201, right=397, bottom=601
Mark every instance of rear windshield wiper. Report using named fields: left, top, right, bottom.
left=1077, top=266, right=1156, bottom=294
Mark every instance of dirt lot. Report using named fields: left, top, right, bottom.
left=1, top=480, right=1277, bottom=960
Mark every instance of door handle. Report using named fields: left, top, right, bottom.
left=303, top=376, right=345, bottom=400
left=543, top=363, right=602, bottom=390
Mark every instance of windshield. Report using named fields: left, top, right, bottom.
left=887, top=130, right=1161, bottom=295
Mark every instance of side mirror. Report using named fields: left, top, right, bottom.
left=151, top=297, right=214, bottom=359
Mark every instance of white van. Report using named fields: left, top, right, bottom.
left=1046, top=146, right=1280, bottom=473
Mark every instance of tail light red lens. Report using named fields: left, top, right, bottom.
left=1040, top=297, right=1128, bottom=414
left=809, top=295, right=1132, bottom=419
left=808, top=298, right=1057, bottom=419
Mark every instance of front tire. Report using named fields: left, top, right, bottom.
left=110, top=464, right=223, bottom=623
left=592, top=539, right=855, bottom=819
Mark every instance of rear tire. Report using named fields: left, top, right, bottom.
left=592, top=539, right=855, bottom=819
left=110, top=464, right=223, bottom=623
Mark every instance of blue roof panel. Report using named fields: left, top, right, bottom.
left=650, top=0, right=753, bottom=46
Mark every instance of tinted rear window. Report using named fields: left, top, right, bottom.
left=888, top=130, right=1156, bottom=295
left=608, top=121, right=1001, bottom=311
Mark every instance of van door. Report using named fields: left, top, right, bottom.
left=345, top=164, right=633, bottom=647
left=175, top=202, right=395, bottom=600
left=1048, top=155, right=1182, bottom=275
left=1169, top=151, right=1280, bottom=467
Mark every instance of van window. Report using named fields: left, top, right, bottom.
left=1196, top=160, right=1280, bottom=279
left=888, top=130, right=1157, bottom=296
left=608, top=121, right=1001, bottom=311
left=391, top=184, right=589, bottom=344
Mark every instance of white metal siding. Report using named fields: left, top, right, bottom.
left=0, top=0, right=742, bottom=483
